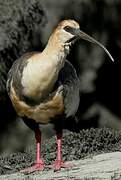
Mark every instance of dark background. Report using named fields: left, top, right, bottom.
left=0, top=0, right=121, bottom=155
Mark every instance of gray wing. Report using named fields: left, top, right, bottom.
left=6, top=52, right=39, bottom=97
left=6, top=59, right=19, bottom=96
left=58, top=60, right=80, bottom=118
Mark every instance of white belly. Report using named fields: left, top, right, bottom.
left=21, top=58, right=59, bottom=100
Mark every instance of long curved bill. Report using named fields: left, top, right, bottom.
left=75, top=29, right=114, bottom=62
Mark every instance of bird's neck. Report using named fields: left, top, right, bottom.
left=43, top=37, right=70, bottom=70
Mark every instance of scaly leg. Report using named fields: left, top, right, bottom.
left=20, top=129, right=44, bottom=173
left=48, top=130, right=72, bottom=170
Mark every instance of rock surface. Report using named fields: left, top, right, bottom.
left=0, top=152, right=121, bottom=180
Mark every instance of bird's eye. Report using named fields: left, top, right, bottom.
left=63, top=26, right=72, bottom=33
left=63, top=26, right=77, bottom=35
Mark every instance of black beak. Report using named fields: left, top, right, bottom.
left=73, top=28, right=114, bottom=62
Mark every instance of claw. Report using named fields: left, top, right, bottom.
left=20, top=161, right=45, bottom=173
left=47, top=160, right=73, bottom=171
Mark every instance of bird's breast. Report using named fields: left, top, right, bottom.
left=21, top=58, right=61, bottom=101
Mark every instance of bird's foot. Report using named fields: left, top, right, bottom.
left=20, top=160, right=45, bottom=173
left=48, top=160, right=73, bottom=171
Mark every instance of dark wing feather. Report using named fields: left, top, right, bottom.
left=6, top=52, right=39, bottom=97
left=58, top=60, right=80, bottom=118
left=6, top=59, right=19, bottom=96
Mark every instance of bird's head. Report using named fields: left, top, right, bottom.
left=48, top=20, right=80, bottom=47
left=48, top=19, right=114, bottom=62
left=54, top=20, right=80, bottom=44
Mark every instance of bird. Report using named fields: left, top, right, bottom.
left=6, top=19, right=114, bottom=172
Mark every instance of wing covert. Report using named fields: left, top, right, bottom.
left=58, top=60, right=80, bottom=118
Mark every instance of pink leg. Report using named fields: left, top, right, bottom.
left=20, top=129, right=44, bottom=173
left=48, top=131, right=73, bottom=170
